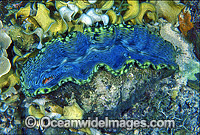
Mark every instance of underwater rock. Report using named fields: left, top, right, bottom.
left=23, top=63, right=176, bottom=134
left=20, top=24, right=177, bottom=97
left=114, top=77, right=199, bottom=134
left=187, top=0, right=200, bottom=24
left=187, top=25, right=200, bottom=60
left=52, top=64, right=175, bottom=117
left=40, top=62, right=200, bottom=134
left=187, top=73, right=200, bottom=91
left=160, top=23, right=200, bottom=83
left=184, top=1, right=200, bottom=60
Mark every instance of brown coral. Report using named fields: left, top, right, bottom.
left=178, top=8, right=194, bottom=36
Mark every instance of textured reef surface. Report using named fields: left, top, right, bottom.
left=1, top=0, right=200, bottom=134
left=20, top=24, right=177, bottom=96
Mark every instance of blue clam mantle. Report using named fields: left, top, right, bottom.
left=20, top=24, right=177, bottom=96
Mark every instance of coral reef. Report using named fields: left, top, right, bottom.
left=61, top=102, right=84, bottom=120
left=8, top=26, right=38, bottom=52
left=0, top=20, right=11, bottom=77
left=23, top=61, right=199, bottom=134
left=0, top=56, right=11, bottom=78
left=27, top=98, right=63, bottom=119
left=135, top=2, right=156, bottom=25
left=160, top=22, right=199, bottom=83
left=187, top=73, right=200, bottom=91
left=12, top=0, right=168, bottom=51
left=123, top=0, right=139, bottom=21
left=183, top=0, right=200, bottom=60
left=0, top=70, right=20, bottom=93
left=0, top=0, right=199, bottom=134
left=0, top=80, right=21, bottom=134
left=20, top=24, right=177, bottom=96
left=56, top=64, right=175, bottom=117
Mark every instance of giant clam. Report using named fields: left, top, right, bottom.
left=20, top=24, right=177, bottom=97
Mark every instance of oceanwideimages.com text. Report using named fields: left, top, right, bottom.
left=25, top=116, right=175, bottom=130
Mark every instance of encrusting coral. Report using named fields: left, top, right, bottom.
left=0, top=20, right=12, bottom=77
left=0, top=56, right=11, bottom=78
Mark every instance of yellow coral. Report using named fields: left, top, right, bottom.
left=106, top=10, right=117, bottom=24
left=151, top=0, right=185, bottom=24
left=135, top=2, right=156, bottom=25
left=67, top=21, right=84, bottom=33
left=116, top=15, right=123, bottom=24
left=28, top=105, right=45, bottom=119
left=61, top=102, right=84, bottom=120
left=45, top=102, right=63, bottom=115
left=49, top=13, right=68, bottom=36
left=33, top=3, right=55, bottom=32
left=171, top=90, right=178, bottom=100
left=15, top=3, right=31, bottom=20
left=75, top=0, right=90, bottom=9
left=0, top=70, right=20, bottom=92
left=55, top=1, right=69, bottom=10
left=123, top=0, right=140, bottom=22
left=1, top=87, right=19, bottom=104
left=100, top=0, right=114, bottom=11
left=16, top=3, right=56, bottom=34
